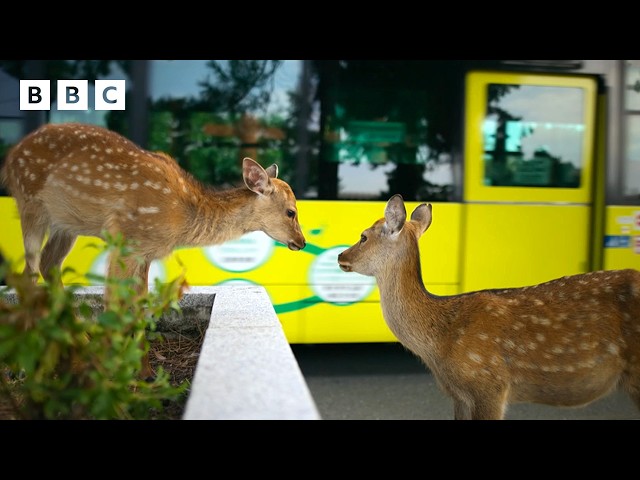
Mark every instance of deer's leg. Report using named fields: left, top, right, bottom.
left=469, top=389, right=509, bottom=420
left=453, top=399, right=472, bottom=420
left=39, top=230, right=77, bottom=282
left=19, top=207, right=48, bottom=281
left=621, top=370, right=640, bottom=412
left=106, top=253, right=155, bottom=380
left=137, top=260, right=154, bottom=381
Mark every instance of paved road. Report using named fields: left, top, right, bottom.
left=290, top=342, right=639, bottom=420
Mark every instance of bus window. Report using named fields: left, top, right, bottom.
left=623, top=63, right=640, bottom=198
left=483, top=84, right=585, bottom=189
left=315, top=61, right=461, bottom=202
left=322, top=92, right=453, bottom=202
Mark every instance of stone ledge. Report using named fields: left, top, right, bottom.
left=183, top=285, right=321, bottom=420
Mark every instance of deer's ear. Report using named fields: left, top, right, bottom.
left=411, top=203, right=432, bottom=237
left=383, top=194, right=406, bottom=235
left=243, top=158, right=274, bottom=195
left=265, top=164, right=278, bottom=179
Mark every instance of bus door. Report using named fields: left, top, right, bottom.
left=602, top=61, right=640, bottom=272
left=461, top=71, right=598, bottom=292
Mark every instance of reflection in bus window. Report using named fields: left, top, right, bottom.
left=321, top=85, right=454, bottom=202
left=624, top=64, right=640, bottom=197
left=482, top=84, right=585, bottom=188
left=147, top=60, right=303, bottom=190
left=624, top=115, right=640, bottom=196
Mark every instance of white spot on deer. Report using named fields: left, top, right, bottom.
left=477, top=333, right=489, bottom=341
left=607, top=343, right=620, bottom=356
left=512, top=321, right=524, bottom=330
left=138, top=206, right=160, bottom=214
left=504, top=339, right=516, bottom=350
left=162, top=188, right=171, bottom=195
left=468, top=352, right=483, bottom=364
left=527, top=342, right=537, bottom=350
left=130, top=182, right=139, bottom=190
left=18, top=158, right=25, bottom=167
left=105, top=148, right=113, bottom=154
left=534, top=299, right=544, bottom=306
left=29, top=173, right=36, bottom=181
left=584, top=341, right=598, bottom=350
left=577, top=359, right=596, bottom=369
left=551, top=346, right=564, bottom=355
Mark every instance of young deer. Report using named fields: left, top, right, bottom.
left=338, top=194, right=640, bottom=420
left=1, top=122, right=306, bottom=378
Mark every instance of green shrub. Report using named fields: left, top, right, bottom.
left=0, top=233, right=188, bottom=420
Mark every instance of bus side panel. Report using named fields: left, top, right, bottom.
left=602, top=206, right=640, bottom=270
left=277, top=200, right=464, bottom=344
left=0, top=197, right=465, bottom=344
left=0, top=197, right=25, bottom=271
left=461, top=203, right=591, bottom=292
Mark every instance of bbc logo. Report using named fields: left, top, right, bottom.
left=20, top=80, right=126, bottom=111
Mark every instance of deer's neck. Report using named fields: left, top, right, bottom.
left=180, top=182, right=261, bottom=247
left=376, top=245, right=451, bottom=362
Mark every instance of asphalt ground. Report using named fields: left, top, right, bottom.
left=290, top=342, right=639, bottom=420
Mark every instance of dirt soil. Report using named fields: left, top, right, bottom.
left=0, top=332, right=204, bottom=421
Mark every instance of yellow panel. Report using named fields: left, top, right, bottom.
left=602, top=206, right=640, bottom=270
left=464, top=71, right=596, bottom=204
left=0, top=196, right=464, bottom=344
left=462, top=203, right=590, bottom=292
left=0, top=197, right=24, bottom=270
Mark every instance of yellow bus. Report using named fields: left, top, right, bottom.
left=1, top=60, right=639, bottom=344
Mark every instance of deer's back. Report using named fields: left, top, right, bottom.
left=431, top=269, right=640, bottom=405
left=3, top=123, right=197, bottom=246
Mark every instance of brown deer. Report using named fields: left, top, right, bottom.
left=337, top=194, right=640, bottom=420
left=1, top=122, right=306, bottom=379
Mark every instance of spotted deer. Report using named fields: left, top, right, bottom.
left=1, top=122, right=306, bottom=378
left=337, top=194, right=640, bottom=420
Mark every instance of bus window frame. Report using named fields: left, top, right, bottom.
left=464, top=71, right=597, bottom=204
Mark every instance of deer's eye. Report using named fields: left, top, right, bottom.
left=360, top=234, right=367, bottom=244
left=286, top=209, right=295, bottom=219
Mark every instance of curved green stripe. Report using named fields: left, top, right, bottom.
left=274, top=296, right=324, bottom=314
